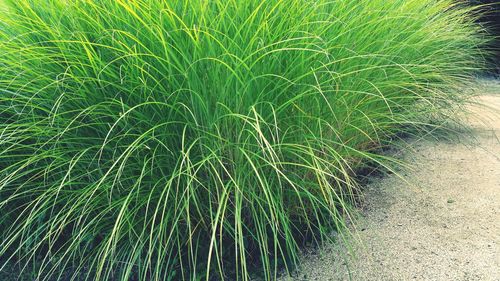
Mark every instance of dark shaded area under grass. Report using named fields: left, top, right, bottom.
left=471, top=0, right=500, bottom=73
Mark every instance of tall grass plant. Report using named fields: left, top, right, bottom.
left=0, top=0, right=485, bottom=280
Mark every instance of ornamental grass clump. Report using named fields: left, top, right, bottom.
left=0, top=0, right=485, bottom=280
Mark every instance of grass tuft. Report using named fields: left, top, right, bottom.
left=0, top=0, right=486, bottom=280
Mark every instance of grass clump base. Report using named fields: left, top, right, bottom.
left=0, top=0, right=485, bottom=280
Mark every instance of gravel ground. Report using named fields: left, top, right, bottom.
left=279, top=80, right=500, bottom=281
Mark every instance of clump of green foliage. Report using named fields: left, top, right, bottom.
left=0, top=0, right=484, bottom=280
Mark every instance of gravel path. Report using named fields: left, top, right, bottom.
left=280, top=80, right=500, bottom=281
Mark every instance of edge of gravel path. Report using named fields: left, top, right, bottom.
left=279, top=79, right=500, bottom=281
